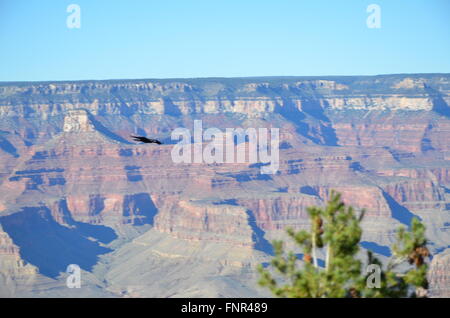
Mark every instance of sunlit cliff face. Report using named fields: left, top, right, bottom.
left=0, top=74, right=449, bottom=297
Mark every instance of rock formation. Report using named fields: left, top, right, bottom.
left=0, top=74, right=449, bottom=297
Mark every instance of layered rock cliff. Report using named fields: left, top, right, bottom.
left=0, top=74, right=449, bottom=297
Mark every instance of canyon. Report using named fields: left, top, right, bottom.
left=0, top=74, right=449, bottom=297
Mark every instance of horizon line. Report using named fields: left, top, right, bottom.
left=1, top=72, right=449, bottom=85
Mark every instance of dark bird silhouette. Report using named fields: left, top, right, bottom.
left=131, top=135, right=163, bottom=144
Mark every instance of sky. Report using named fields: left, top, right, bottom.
left=0, top=0, right=449, bottom=82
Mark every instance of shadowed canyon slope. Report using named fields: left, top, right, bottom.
left=0, top=74, right=449, bottom=297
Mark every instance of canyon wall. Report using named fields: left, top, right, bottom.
left=0, top=74, right=449, bottom=297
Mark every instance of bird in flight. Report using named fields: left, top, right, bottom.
left=131, top=135, right=163, bottom=144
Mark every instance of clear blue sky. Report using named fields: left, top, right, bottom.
left=1, top=0, right=449, bottom=81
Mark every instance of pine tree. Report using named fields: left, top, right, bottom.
left=258, top=190, right=430, bottom=298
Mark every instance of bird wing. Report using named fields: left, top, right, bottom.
left=131, top=135, right=162, bottom=144
left=131, top=135, right=151, bottom=143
